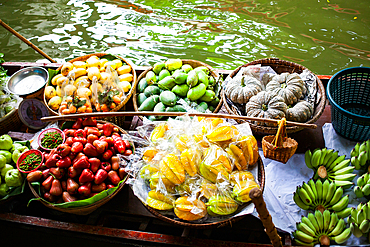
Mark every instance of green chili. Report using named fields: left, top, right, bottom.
left=19, top=153, right=42, bottom=172
left=41, top=131, right=63, bottom=149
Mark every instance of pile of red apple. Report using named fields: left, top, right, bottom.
left=27, top=117, right=132, bottom=203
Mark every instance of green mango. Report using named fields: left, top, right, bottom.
left=165, top=105, right=186, bottom=112
left=158, top=69, right=171, bottom=81
left=145, top=71, right=157, bottom=85
left=171, top=84, right=189, bottom=98
left=208, top=76, right=215, bottom=85
left=194, top=66, right=209, bottom=75
left=182, top=64, right=193, bottom=73
left=173, top=70, right=188, bottom=85
left=196, top=102, right=208, bottom=113
left=160, top=91, right=177, bottom=106
left=197, top=70, right=209, bottom=87
left=186, top=70, right=198, bottom=87
left=153, top=62, right=165, bottom=75
left=198, top=90, right=215, bottom=102
left=165, top=59, right=182, bottom=71
left=158, top=76, right=176, bottom=90
left=144, top=85, right=161, bottom=97
left=137, top=78, right=148, bottom=93
left=209, top=97, right=220, bottom=107
left=187, top=83, right=206, bottom=101
left=153, top=102, right=166, bottom=119
left=137, top=93, right=147, bottom=106
left=138, top=95, right=160, bottom=111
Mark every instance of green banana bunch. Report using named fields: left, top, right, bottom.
left=293, top=179, right=351, bottom=217
left=353, top=172, right=370, bottom=198
left=293, top=210, right=352, bottom=246
left=305, top=148, right=355, bottom=188
left=347, top=203, right=370, bottom=239
left=350, top=140, right=370, bottom=170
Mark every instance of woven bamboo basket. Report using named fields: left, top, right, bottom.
left=222, top=58, right=326, bottom=135
left=28, top=120, right=131, bottom=215
left=144, top=156, right=265, bottom=229
left=0, top=108, right=22, bottom=135
left=132, top=59, right=223, bottom=118
left=44, top=53, right=138, bottom=118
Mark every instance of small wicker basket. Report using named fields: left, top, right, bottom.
left=44, top=53, right=138, bottom=116
left=222, top=58, right=326, bottom=134
left=28, top=120, right=130, bottom=215
left=262, top=118, right=298, bottom=164
left=0, top=108, right=22, bottom=135
left=132, top=59, right=223, bottom=118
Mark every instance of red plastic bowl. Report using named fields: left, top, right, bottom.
left=16, top=149, right=44, bottom=174
left=38, top=127, right=65, bottom=151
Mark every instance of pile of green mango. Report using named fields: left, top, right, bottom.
left=136, top=59, right=220, bottom=120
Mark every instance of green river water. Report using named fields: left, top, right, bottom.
left=0, top=0, right=369, bottom=75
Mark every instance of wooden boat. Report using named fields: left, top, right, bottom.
left=0, top=61, right=332, bottom=247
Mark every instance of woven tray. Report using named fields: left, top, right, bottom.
left=44, top=53, right=138, bottom=116
left=222, top=58, right=326, bottom=134
left=28, top=120, right=130, bottom=215
left=143, top=155, right=265, bottom=229
left=132, top=59, right=223, bottom=119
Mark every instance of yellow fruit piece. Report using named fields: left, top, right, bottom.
left=117, top=65, right=131, bottom=75
left=72, top=61, right=86, bottom=69
left=76, top=87, right=92, bottom=98
left=174, top=197, right=207, bottom=221
left=180, top=148, right=201, bottom=177
left=86, top=56, right=101, bottom=68
left=113, top=59, right=123, bottom=68
left=44, top=86, right=56, bottom=100
left=48, top=96, right=62, bottom=110
left=119, top=73, right=133, bottom=82
left=204, top=145, right=232, bottom=173
left=146, top=190, right=174, bottom=210
left=100, top=72, right=113, bottom=84
left=149, top=172, right=176, bottom=194
left=150, top=122, right=168, bottom=143
left=56, top=76, right=69, bottom=87
left=74, top=76, right=91, bottom=88
left=88, top=67, right=101, bottom=80
left=229, top=144, right=248, bottom=170
left=140, top=164, right=159, bottom=181
left=56, top=86, right=62, bottom=97
left=104, top=61, right=117, bottom=70
left=175, top=134, right=192, bottom=152
left=61, top=62, right=74, bottom=76
left=90, top=82, right=103, bottom=94
left=200, top=180, right=218, bottom=199
left=68, top=67, right=87, bottom=79
left=159, top=154, right=185, bottom=185
left=143, top=147, right=159, bottom=159
left=100, top=58, right=108, bottom=68
left=233, top=180, right=259, bottom=203
left=118, top=80, right=131, bottom=93
left=206, top=195, right=239, bottom=216
left=62, top=84, right=77, bottom=96
left=238, top=135, right=259, bottom=167
left=194, top=134, right=209, bottom=148
left=226, top=147, right=242, bottom=171
left=229, top=171, right=255, bottom=185
left=206, top=125, right=239, bottom=142
left=51, top=74, right=64, bottom=86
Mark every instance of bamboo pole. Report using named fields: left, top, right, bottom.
left=249, top=187, right=283, bottom=247
left=0, top=19, right=56, bottom=63
left=40, top=111, right=317, bottom=129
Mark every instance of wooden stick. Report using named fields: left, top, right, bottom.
left=40, top=111, right=317, bottom=129
left=0, top=19, right=56, bottom=63
left=249, top=187, right=283, bottom=247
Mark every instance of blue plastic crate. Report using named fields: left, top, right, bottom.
left=327, top=67, right=370, bottom=141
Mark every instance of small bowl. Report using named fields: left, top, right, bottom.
left=7, top=67, right=49, bottom=96
left=17, top=149, right=44, bottom=174
left=38, top=127, right=65, bottom=151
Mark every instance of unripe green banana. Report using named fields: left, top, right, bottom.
left=332, top=227, right=351, bottom=244
left=315, top=210, right=324, bottom=232
left=351, top=156, right=361, bottom=170
left=308, top=179, right=317, bottom=199
left=357, top=209, right=365, bottom=224
left=323, top=210, right=331, bottom=230
left=329, top=186, right=343, bottom=205
left=359, top=141, right=368, bottom=154
left=311, top=149, right=322, bottom=168
left=360, top=219, right=370, bottom=233
left=308, top=212, right=320, bottom=233
left=359, top=151, right=368, bottom=167
left=364, top=173, right=370, bottom=183
left=302, top=182, right=316, bottom=203
left=325, top=181, right=336, bottom=204
left=323, top=149, right=334, bottom=165
left=293, top=238, right=314, bottom=247
left=354, top=186, right=364, bottom=198
left=336, top=207, right=351, bottom=218
left=301, top=215, right=317, bottom=234
left=357, top=174, right=366, bottom=188
left=327, top=150, right=339, bottom=167
left=329, top=218, right=345, bottom=236
left=297, top=222, right=316, bottom=237
left=332, top=161, right=353, bottom=174
left=320, top=148, right=328, bottom=166
left=333, top=180, right=354, bottom=189
left=350, top=222, right=363, bottom=238
left=351, top=143, right=360, bottom=157
left=328, top=155, right=346, bottom=171
left=328, top=212, right=339, bottom=232
left=331, top=195, right=349, bottom=212
left=363, top=184, right=370, bottom=196
left=316, top=179, right=323, bottom=203
left=305, top=150, right=313, bottom=169
left=330, top=173, right=356, bottom=181
left=322, top=180, right=330, bottom=202
left=298, top=187, right=312, bottom=206
left=293, top=192, right=310, bottom=210
left=295, top=230, right=315, bottom=243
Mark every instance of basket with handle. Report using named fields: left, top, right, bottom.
left=262, top=118, right=298, bottom=164
left=327, top=67, right=370, bottom=141
left=222, top=58, right=326, bottom=135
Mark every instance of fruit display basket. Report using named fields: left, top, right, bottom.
left=222, top=58, right=326, bottom=135
left=0, top=108, right=22, bottom=135
left=327, top=67, right=370, bottom=141
left=28, top=119, right=132, bottom=215
left=132, top=59, right=223, bottom=120
left=44, top=53, right=137, bottom=116
left=130, top=117, right=265, bottom=228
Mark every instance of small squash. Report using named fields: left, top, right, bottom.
left=224, top=75, right=263, bottom=104
left=265, top=72, right=305, bottom=105
left=245, top=91, right=287, bottom=126
left=286, top=100, right=314, bottom=122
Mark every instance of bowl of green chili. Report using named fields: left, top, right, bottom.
left=17, top=149, right=44, bottom=173
left=38, top=127, right=65, bottom=151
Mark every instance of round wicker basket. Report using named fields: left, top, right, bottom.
left=222, top=58, right=326, bottom=134
left=44, top=53, right=138, bottom=116
left=132, top=59, right=223, bottom=118
left=143, top=156, right=265, bottom=229
left=28, top=120, right=131, bottom=215
left=0, top=108, right=22, bottom=135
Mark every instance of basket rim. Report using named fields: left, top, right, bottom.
left=327, top=66, right=370, bottom=120
left=222, top=58, right=327, bottom=134
left=142, top=155, right=265, bottom=229
left=132, top=59, right=223, bottom=118
left=44, top=53, right=138, bottom=116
